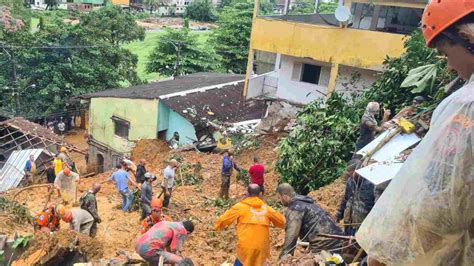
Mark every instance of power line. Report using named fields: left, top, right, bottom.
left=0, top=44, right=108, bottom=50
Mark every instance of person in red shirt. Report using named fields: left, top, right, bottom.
left=248, top=156, right=265, bottom=193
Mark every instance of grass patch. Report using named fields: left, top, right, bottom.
left=123, top=30, right=212, bottom=82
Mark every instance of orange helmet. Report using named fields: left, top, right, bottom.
left=62, top=210, right=73, bottom=222
left=422, top=0, right=474, bottom=47
left=150, top=198, right=163, bottom=209
left=63, top=168, right=71, bottom=175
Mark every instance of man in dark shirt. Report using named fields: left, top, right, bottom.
left=336, top=167, right=375, bottom=236
left=220, top=151, right=241, bottom=199
left=141, top=172, right=156, bottom=219
left=46, top=162, right=56, bottom=184
left=277, top=183, right=344, bottom=260
left=248, top=156, right=265, bottom=193
left=79, top=183, right=101, bottom=237
left=136, top=159, right=147, bottom=184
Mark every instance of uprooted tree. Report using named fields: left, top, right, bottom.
left=277, top=30, right=454, bottom=194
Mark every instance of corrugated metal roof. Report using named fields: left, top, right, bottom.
left=80, top=73, right=245, bottom=100
left=0, top=149, right=49, bottom=192
left=159, top=81, right=267, bottom=125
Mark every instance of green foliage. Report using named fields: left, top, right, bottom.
left=229, top=134, right=260, bottom=154
left=236, top=169, right=249, bottom=186
left=364, top=30, right=454, bottom=111
left=210, top=1, right=253, bottom=73
left=12, top=235, right=33, bottom=249
left=175, top=162, right=204, bottom=185
left=0, top=197, right=34, bottom=224
left=318, top=2, right=337, bottom=13
left=79, top=6, right=145, bottom=46
left=288, top=0, right=314, bottom=15
left=259, top=0, right=278, bottom=15
left=184, top=0, right=216, bottom=22
left=146, top=28, right=217, bottom=76
left=143, top=0, right=160, bottom=14
left=45, top=0, right=58, bottom=10
left=0, top=6, right=145, bottom=118
left=131, top=188, right=142, bottom=211
left=276, top=93, right=362, bottom=194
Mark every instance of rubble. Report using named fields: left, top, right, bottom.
left=14, top=230, right=103, bottom=265
left=255, top=101, right=301, bottom=134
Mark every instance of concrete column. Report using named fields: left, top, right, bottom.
left=327, top=63, right=339, bottom=96
left=274, top=54, right=282, bottom=71
left=283, top=0, right=290, bottom=15
left=243, top=0, right=260, bottom=97
left=370, top=5, right=382, bottom=31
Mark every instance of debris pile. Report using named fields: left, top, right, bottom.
left=15, top=230, right=103, bottom=265
left=255, top=101, right=301, bottom=134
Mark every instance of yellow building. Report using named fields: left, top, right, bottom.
left=111, top=0, right=129, bottom=6
left=245, top=0, right=428, bottom=104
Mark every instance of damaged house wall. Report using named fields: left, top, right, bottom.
left=88, top=98, right=159, bottom=171
left=157, top=102, right=198, bottom=145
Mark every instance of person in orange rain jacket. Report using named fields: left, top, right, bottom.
left=140, top=198, right=172, bottom=234
left=34, top=204, right=66, bottom=233
left=215, top=184, right=285, bottom=266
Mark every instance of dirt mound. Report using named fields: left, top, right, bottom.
left=131, top=139, right=170, bottom=163
left=18, top=230, right=103, bottom=265
left=308, top=177, right=346, bottom=217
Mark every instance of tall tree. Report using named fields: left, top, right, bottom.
left=79, top=6, right=145, bottom=46
left=146, top=28, right=217, bottom=77
left=210, top=0, right=253, bottom=73
left=184, top=0, right=216, bottom=22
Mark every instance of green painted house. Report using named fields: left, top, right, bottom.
left=78, top=73, right=266, bottom=172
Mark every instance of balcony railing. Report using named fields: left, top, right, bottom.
left=257, top=2, right=424, bottom=35
left=246, top=72, right=278, bottom=100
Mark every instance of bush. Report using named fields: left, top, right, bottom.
left=276, top=93, right=362, bottom=194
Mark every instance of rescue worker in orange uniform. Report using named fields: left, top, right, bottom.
left=139, top=198, right=172, bottom=234
left=215, top=184, right=285, bottom=266
left=34, top=204, right=66, bottom=233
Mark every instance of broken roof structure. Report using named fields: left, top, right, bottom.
left=0, top=117, right=85, bottom=169
left=159, top=81, right=267, bottom=125
left=0, top=149, right=52, bottom=192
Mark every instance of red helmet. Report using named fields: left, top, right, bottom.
left=151, top=198, right=163, bottom=209
left=421, top=0, right=474, bottom=47
left=63, top=168, right=71, bottom=175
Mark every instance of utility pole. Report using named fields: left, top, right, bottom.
left=174, top=41, right=182, bottom=77
left=1, top=46, right=20, bottom=115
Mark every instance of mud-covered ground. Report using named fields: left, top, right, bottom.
left=2, top=131, right=346, bottom=265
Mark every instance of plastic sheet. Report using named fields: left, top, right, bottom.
left=54, top=171, right=80, bottom=203
left=356, top=76, right=474, bottom=265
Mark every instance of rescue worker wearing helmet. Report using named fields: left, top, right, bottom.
left=34, top=204, right=66, bottom=233
left=54, top=167, right=80, bottom=204
left=356, top=2, right=474, bottom=265
left=140, top=198, right=172, bottom=234
left=62, top=207, right=95, bottom=236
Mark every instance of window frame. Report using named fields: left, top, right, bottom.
left=111, top=116, right=130, bottom=140
left=300, top=63, right=322, bottom=85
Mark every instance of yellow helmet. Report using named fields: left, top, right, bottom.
left=60, top=147, right=67, bottom=152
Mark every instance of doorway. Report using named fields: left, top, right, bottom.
left=96, top=154, right=104, bottom=173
